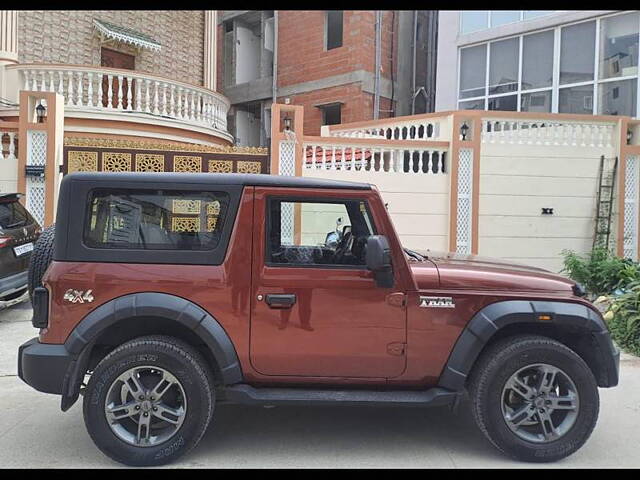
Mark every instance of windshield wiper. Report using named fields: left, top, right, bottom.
left=404, top=248, right=426, bottom=261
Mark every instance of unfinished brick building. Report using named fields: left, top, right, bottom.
left=217, top=10, right=438, bottom=145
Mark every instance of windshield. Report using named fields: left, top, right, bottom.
left=0, top=200, right=33, bottom=230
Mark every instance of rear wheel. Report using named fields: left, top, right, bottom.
left=468, top=335, right=599, bottom=462
left=83, top=335, right=214, bottom=466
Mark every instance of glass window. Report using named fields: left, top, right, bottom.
left=560, top=21, right=596, bottom=84
left=489, top=38, right=519, bottom=95
left=461, top=11, right=489, bottom=34
left=558, top=85, right=595, bottom=114
left=599, top=12, right=639, bottom=80
left=0, top=199, right=33, bottom=229
left=523, top=11, right=554, bottom=20
left=459, top=98, right=485, bottom=110
left=84, top=189, right=228, bottom=250
left=521, top=90, right=552, bottom=112
left=490, top=11, right=521, bottom=28
left=268, top=199, right=375, bottom=266
left=599, top=79, right=637, bottom=116
left=522, top=30, right=554, bottom=90
left=488, top=95, right=517, bottom=111
left=326, top=11, right=343, bottom=50
left=460, top=44, right=487, bottom=98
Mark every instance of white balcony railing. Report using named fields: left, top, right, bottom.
left=325, top=115, right=445, bottom=142
left=303, top=138, right=448, bottom=174
left=9, top=64, right=230, bottom=135
left=481, top=117, right=616, bottom=148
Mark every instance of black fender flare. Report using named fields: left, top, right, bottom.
left=437, top=299, right=611, bottom=392
left=60, top=292, right=243, bottom=410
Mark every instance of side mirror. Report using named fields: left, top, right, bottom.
left=365, top=235, right=394, bottom=288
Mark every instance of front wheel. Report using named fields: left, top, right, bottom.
left=83, top=335, right=214, bottom=466
left=468, top=335, right=599, bottom=463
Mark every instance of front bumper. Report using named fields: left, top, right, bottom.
left=18, top=337, right=73, bottom=395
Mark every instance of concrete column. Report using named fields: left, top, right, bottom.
left=0, top=11, right=19, bottom=103
left=204, top=11, right=217, bottom=91
left=0, top=11, right=19, bottom=65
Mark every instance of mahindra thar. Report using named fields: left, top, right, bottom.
left=18, top=172, right=619, bottom=466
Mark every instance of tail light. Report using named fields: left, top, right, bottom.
left=34, top=227, right=42, bottom=236
left=0, top=236, right=11, bottom=248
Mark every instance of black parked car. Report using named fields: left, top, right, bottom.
left=0, top=193, right=40, bottom=301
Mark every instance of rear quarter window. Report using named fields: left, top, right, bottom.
left=84, top=189, right=229, bottom=251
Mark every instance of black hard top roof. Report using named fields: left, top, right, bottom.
left=63, top=172, right=372, bottom=190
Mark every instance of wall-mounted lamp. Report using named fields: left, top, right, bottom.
left=460, top=122, right=469, bottom=141
left=283, top=115, right=292, bottom=132
left=627, top=129, right=633, bottom=145
left=35, top=102, right=46, bottom=123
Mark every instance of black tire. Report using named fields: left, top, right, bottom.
left=468, top=334, right=599, bottom=463
left=28, top=224, right=55, bottom=299
left=83, top=335, right=214, bottom=466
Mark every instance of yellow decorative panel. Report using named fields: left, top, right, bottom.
left=171, top=217, right=199, bottom=232
left=208, top=160, right=233, bottom=173
left=237, top=160, right=262, bottom=174
left=173, top=155, right=202, bottom=173
left=207, top=216, right=218, bottom=232
left=207, top=201, right=221, bottom=216
left=172, top=199, right=201, bottom=214
left=68, top=151, right=98, bottom=173
left=102, top=152, right=132, bottom=172
left=135, top=154, right=165, bottom=172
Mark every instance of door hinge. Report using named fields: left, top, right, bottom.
left=386, top=292, right=406, bottom=308
left=387, top=342, right=406, bottom=356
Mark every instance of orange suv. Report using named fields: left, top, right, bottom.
left=19, top=172, right=619, bottom=466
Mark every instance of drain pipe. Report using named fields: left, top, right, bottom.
left=373, top=11, right=382, bottom=120
left=272, top=11, right=278, bottom=106
left=411, top=10, right=418, bottom=114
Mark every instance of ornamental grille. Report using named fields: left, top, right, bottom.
left=624, top=155, right=639, bottom=260
left=26, top=131, right=47, bottom=225
left=456, top=148, right=473, bottom=254
left=279, top=140, right=296, bottom=244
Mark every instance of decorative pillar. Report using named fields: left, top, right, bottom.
left=203, top=11, right=217, bottom=91
left=17, top=91, right=65, bottom=227
left=449, top=113, right=481, bottom=255
left=622, top=155, right=639, bottom=260
left=269, top=103, right=305, bottom=244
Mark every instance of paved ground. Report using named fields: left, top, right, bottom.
left=1, top=296, right=639, bottom=468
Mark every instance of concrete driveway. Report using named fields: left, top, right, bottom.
left=1, top=296, right=638, bottom=468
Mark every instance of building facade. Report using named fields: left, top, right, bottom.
left=0, top=10, right=270, bottom=226
left=217, top=10, right=438, bottom=145
left=436, top=10, right=640, bottom=119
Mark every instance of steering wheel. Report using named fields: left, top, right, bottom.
left=333, top=229, right=354, bottom=264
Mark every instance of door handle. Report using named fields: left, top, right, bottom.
left=265, top=294, right=297, bottom=309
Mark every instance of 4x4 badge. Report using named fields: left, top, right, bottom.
left=63, top=289, right=94, bottom=304
left=419, top=296, right=455, bottom=308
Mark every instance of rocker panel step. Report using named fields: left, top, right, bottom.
left=222, top=384, right=458, bottom=408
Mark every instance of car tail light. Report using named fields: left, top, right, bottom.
left=0, top=236, right=11, bottom=248
left=34, top=227, right=42, bottom=236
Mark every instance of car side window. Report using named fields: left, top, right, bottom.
left=84, top=188, right=228, bottom=251
left=267, top=198, right=376, bottom=267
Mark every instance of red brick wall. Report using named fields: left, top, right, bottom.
left=277, top=10, right=396, bottom=88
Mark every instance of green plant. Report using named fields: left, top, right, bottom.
left=561, top=248, right=640, bottom=298
left=603, top=281, right=640, bottom=356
